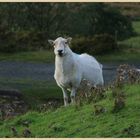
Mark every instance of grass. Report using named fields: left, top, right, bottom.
left=0, top=21, right=140, bottom=109
left=0, top=77, right=62, bottom=108
left=120, top=21, right=140, bottom=49
left=96, top=50, right=140, bottom=63
left=0, top=20, right=140, bottom=138
left=0, top=84, right=140, bottom=137
left=133, top=21, right=140, bottom=34
left=0, top=50, right=55, bottom=63
left=95, top=21, right=140, bottom=63
left=19, top=80, right=62, bottom=108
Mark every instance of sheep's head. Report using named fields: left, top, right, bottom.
left=48, top=37, right=72, bottom=57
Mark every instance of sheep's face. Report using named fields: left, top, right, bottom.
left=48, top=37, right=72, bottom=57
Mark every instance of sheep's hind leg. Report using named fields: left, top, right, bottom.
left=61, top=88, right=69, bottom=106
left=71, top=88, right=76, bottom=104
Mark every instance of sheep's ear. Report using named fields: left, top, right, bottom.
left=67, top=37, right=72, bottom=44
left=48, top=40, right=54, bottom=46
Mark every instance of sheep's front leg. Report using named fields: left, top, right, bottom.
left=61, top=88, right=69, bottom=106
left=71, top=88, right=76, bottom=104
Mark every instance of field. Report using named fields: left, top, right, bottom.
left=0, top=20, right=140, bottom=138
left=0, top=3, right=140, bottom=138
left=0, top=20, right=140, bottom=107
left=0, top=50, right=54, bottom=63
left=0, top=84, right=140, bottom=137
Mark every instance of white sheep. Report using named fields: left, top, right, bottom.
left=48, top=37, right=104, bottom=106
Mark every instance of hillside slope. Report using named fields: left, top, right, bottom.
left=0, top=84, right=140, bottom=138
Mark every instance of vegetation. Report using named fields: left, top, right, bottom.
left=120, top=21, right=140, bottom=48
left=0, top=50, right=54, bottom=63
left=0, top=76, right=62, bottom=110
left=0, top=20, right=140, bottom=63
left=0, top=83, right=140, bottom=137
left=109, top=3, right=140, bottom=20
left=0, top=28, right=140, bottom=63
left=0, top=3, right=134, bottom=52
left=0, top=3, right=140, bottom=138
left=71, top=34, right=118, bottom=55
left=0, top=64, right=140, bottom=138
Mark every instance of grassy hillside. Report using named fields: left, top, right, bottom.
left=0, top=84, right=140, bottom=138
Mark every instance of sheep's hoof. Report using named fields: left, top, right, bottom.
left=64, top=97, right=69, bottom=107
left=71, top=96, right=76, bottom=104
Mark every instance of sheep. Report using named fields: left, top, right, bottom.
left=48, top=37, right=104, bottom=106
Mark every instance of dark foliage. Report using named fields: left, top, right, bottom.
left=71, top=34, right=118, bottom=55
left=0, top=3, right=134, bottom=53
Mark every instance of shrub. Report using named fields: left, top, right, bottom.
left=71, top=34, right=118, bottom=55
left=0, top=25, right=17, bottom=53
left=91, top=34, right=118, bottom=54
left=71, top=37, right=91, bottom=53
left=15, top=30, right=49, bottom=51
left=0, top=24, right=49, bottom=53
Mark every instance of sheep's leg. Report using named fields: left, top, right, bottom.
left=61, top=88, right=69, bottom=106
left=71, top=88, right=76, bottom=104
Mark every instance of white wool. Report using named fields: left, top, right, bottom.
left=48, top=37, right=104, bottom=106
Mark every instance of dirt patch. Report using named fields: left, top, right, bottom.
left=0, top=89, right=28, bottom=120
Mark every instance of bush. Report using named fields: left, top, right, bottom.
left=71, top=34, right=118, bottom=55
left=91, top=34, right=118, bottom=54
left=15, top=30, right=48, bottom=51
left=71, top=37, right=92, bottom=53
left=0, top=25, right=17, bottom=53
left=0, top=24, right=49, bottom=53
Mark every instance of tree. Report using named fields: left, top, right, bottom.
left=79, top=3, right=134, bottom=40
left=0, top=3, right=134, bottom=53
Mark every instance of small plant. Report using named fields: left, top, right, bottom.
left=112, top=95, right=125, bottom=113
left=49, top=123, right=64, bottom=132
left=90, top=86, right=106, bottom=102
left=22, top=128, right=32, bottom=137
left=11, top=127, right=18, bottom=137
left=115, top=64, right=129, bottom=88
left=16, top=118, right=32, bottom=127
left=114, top=64, right=140, bottom=87
left=122, top=124, right=135, bottom=136
left=37, top=99, right=62, bottom=113
left=111, top=64, right=140, bottom=113
left=128, top=68, right=140, bottom=84
left=93, top=104, right=107, bottom=115
left=76, top=80, right=106, bottom=106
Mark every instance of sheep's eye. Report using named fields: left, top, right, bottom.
left=53, top=42, right=56, bottom=47
left=65, top=41, right=68, bottom=44
left=53, top=43, right=56, bottom=48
